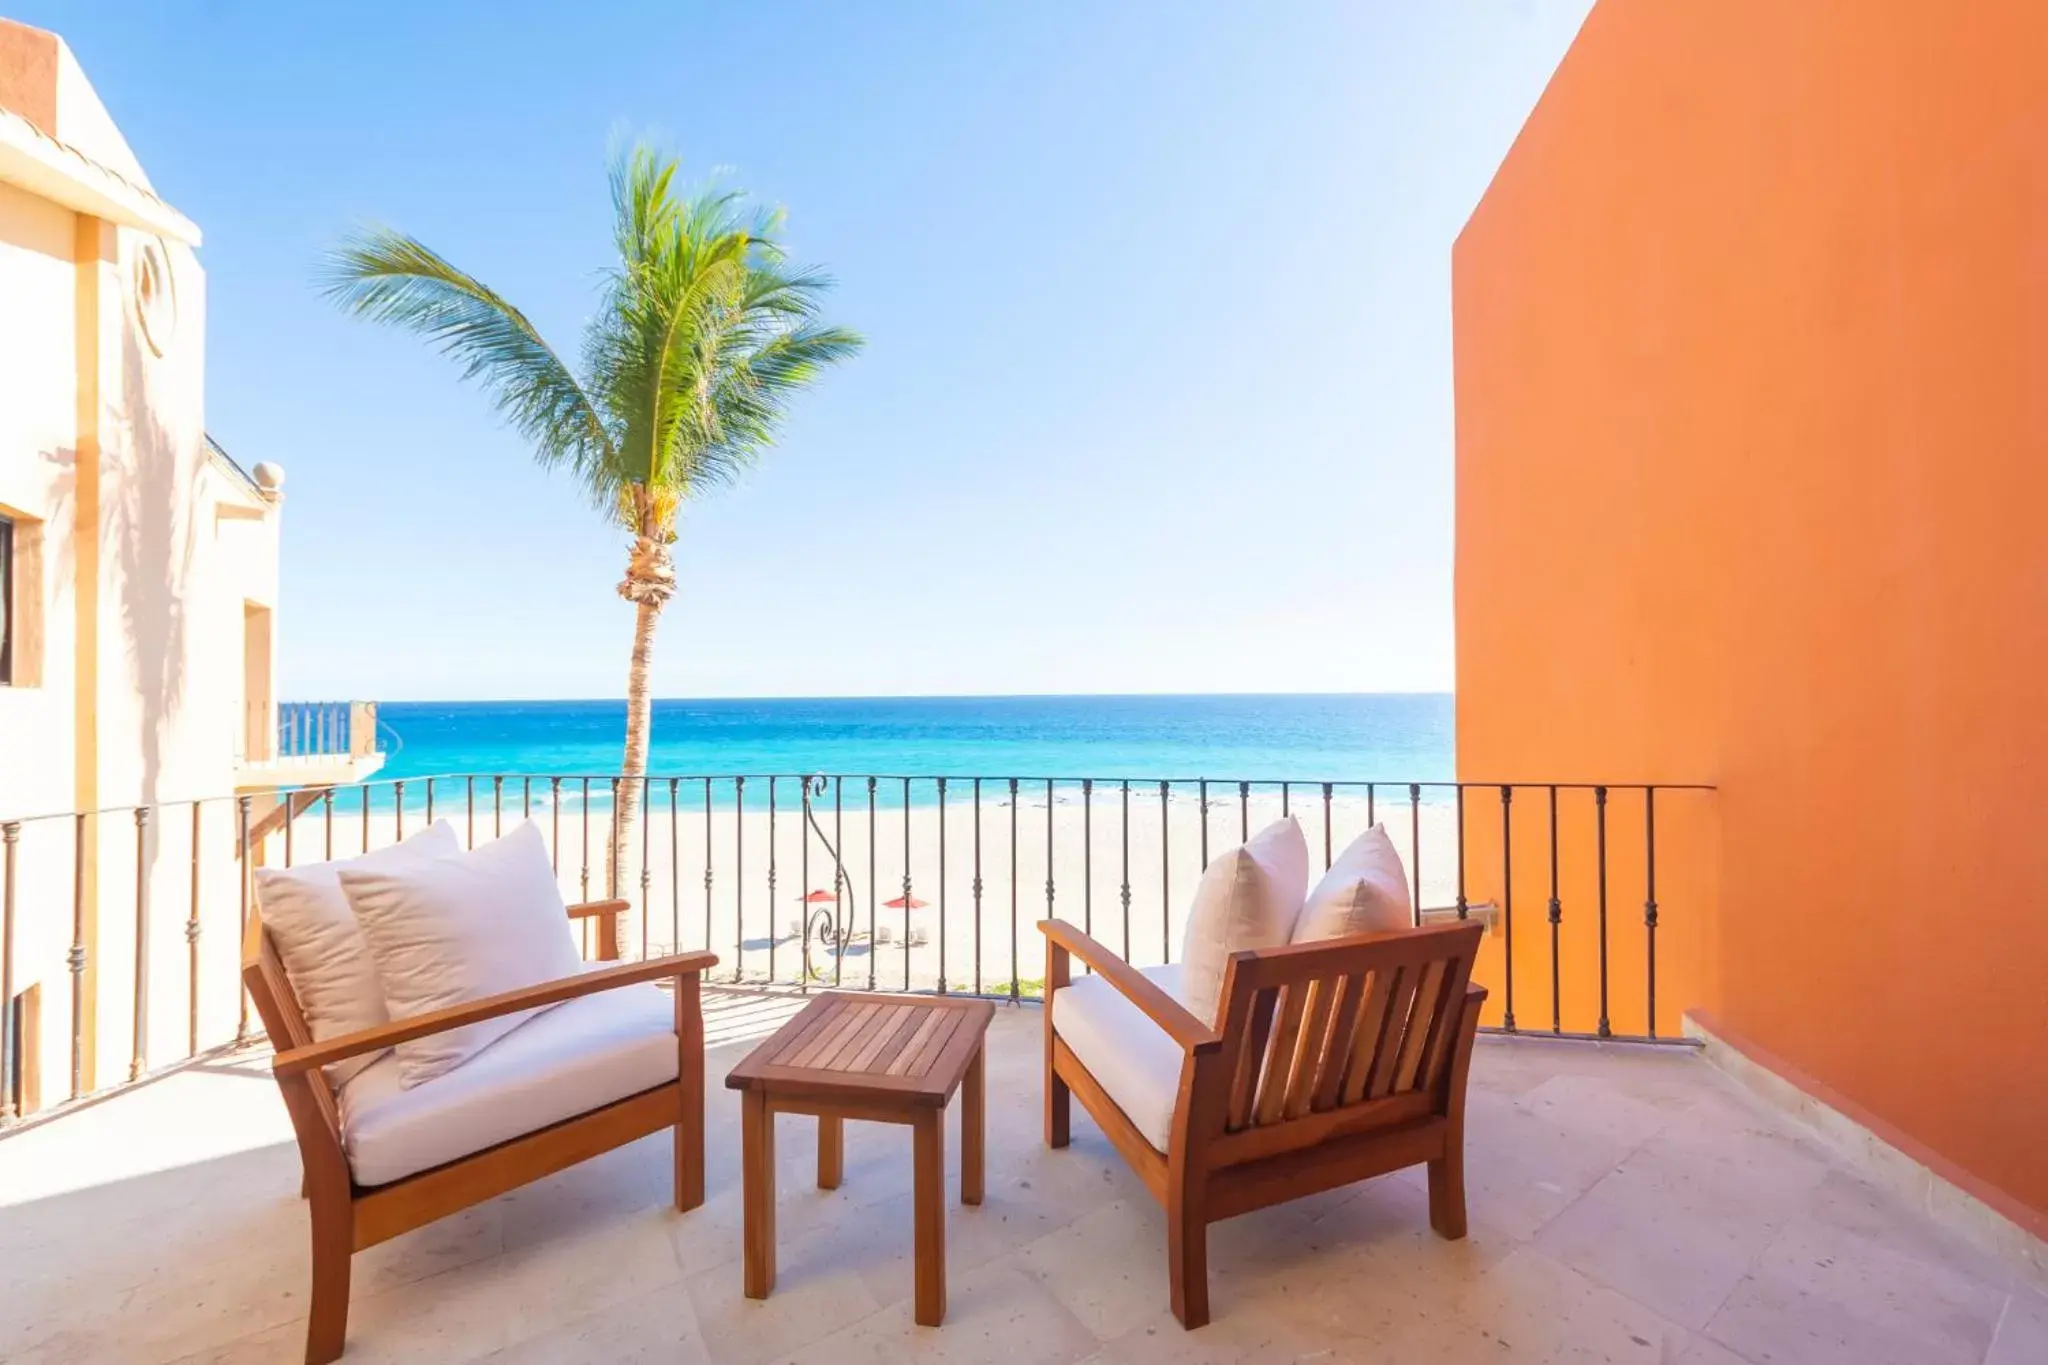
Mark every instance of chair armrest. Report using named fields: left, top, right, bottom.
left=272, top=949, right=720, bottom=1077
left=567, top=898, right=629, bottom=920
left=1038, top=919, right=1221, bottom=1055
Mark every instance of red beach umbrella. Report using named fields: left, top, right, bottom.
left=798, top=889, right=837, bottom=904
left=883, top=894, right=930, bottom=910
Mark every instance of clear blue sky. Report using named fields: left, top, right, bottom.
left=20, top=0, right=1589, bottom=701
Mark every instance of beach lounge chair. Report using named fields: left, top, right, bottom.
left=1039, top=917, right=1488, bottom=1327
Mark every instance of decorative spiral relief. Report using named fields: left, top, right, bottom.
left=134, top=238, right=177, bottom=357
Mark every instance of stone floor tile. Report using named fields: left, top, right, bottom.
left=682, top=1243, right=882, bottom=1365
left=1533, top=1108, right=1832, bottom=1327
left=466, top=1283, right=710, bottom=1364
left=1704, top=1180, right=2010, bottom=1365
left=1371, top=1244, right=1696, bottom=1363
left=1986, top=1289, right=2048, bottom=1365
left=769, top=1257, right=1099, bottom=1365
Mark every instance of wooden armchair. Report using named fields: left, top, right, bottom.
left=243, top=897, right=717, bottom=1364
left=1040, top=917, right=1488, bottom=1328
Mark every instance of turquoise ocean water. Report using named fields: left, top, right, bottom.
left=373, top=695, right=1453, bottom=803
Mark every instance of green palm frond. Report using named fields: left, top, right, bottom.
left=318, top=230, right=619, bottom=507
left=322, top=142, right=863, bottom=542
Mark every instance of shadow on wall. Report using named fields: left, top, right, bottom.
left=110, top=324, right=199, bottom=845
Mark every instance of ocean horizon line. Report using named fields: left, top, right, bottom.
left=355, top=689, right=1456, bottom=706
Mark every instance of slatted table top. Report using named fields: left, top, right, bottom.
left=725, top=992, right=997, bottom=1108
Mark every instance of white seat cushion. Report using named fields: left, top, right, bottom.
left=339, top=974, right=678, bottom=1186
left=1051, top=963, right=1189, bottom=1154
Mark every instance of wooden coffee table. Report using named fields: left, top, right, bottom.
left=724, top=991, right=996, bottom=1326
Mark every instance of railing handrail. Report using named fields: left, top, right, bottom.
left=0, top=772, right=1713, bottom=829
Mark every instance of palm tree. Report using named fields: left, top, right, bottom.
left=321, top=145, right=862, bottom=955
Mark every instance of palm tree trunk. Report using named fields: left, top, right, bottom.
left=614, top=596, right=662, bottom=959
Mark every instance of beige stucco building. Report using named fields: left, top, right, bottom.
left=0, top=19, right=373, bottom=1110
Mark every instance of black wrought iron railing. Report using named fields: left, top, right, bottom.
left=0, top=772, right=1713, bottom=1130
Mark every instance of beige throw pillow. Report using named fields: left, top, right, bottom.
left=339, top=821, right=584, bottom=1088
left=252, top=821, right=461, bottom=1085
left=1178, top=816, right=1310, bottom=1026
left=1293, top=823, right=1413, bottom=943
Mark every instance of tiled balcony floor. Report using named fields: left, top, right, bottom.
left=2, top=993, right=2042, bottom=1365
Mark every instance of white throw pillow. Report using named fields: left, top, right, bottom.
left=1178, top=816, right=1310, bottom=1026
left=253, top=821, right=462, bottom=1085
left=339, top=820, right=584, bottom=1089
left=1293, top=823, right=1413, bottom=943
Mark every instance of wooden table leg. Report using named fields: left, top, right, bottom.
left=742, top=1091, right=776, bottom=1300
left=818, top=1113, right=844, bottom=1190
left=913, top=1110, right=946, bottom=1326
left=961, top=1044, right=984, bottom=1206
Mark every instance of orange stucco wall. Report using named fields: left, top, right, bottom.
left=1453, top=0, right=2048, bottom=1233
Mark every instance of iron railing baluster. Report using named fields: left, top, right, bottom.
left=1645, top=788, right=1658, bottom=1039
left=236, top=797, right=251, bottom=1041
left=866, top=777, right=877, bottom=991
left=186, top=803, right=201, bottom=1058
left=1407, top=784, right=1422, bottom=926
left=579, top=777, right=591, bottom=903
left=1120, top=780, right=1132, bottom=959
left=69, top=812, right=87, bottom=1099
left=1081, top=779, right=1093, bottom=972
left=1500, top=785, right=1516, bottom=1032
left=833, top=777, right=844, bottom=988
left=1, top=821, right=16, bottom=1123
left=1044, top=778, right=1055, bottom=934
left=1596, top=785, right=1611, bottom=1039
left=130, top=806, right=150, bottom=1081
left=1160, top=781, right=1171, bottom=963
left=1455, top=785, right=1468, bottom=920
left=902, top=778, right=913, bottom=991
left=937, top=778, right=948, bottom=993
left=1009, top=778, right=1020, bottom=1001
left=734, top=777, right=746, bottom=984
left=704, top=778, right=714, bottom=962
left=1548, top=785, right=1563, bottom=1034
left=971, top=778, right=983, bottom=995
left=640, top=776, right=652, bottom=961
left=669, top=778, right=680, bottom=957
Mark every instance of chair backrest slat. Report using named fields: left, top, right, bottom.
left=1392, top=959, right=1448, bottom=1093
left=1309, top=971, right=1367, bottom=1112
left=1226, top=986, right=1280, bottom=1130
left=1252, top=984, right=1309, bottom=1126
left=1216, top=921, right=1484, bottom=1140
left=1365, top=966, right=1421, bottom=1099
left=1341, top=967, right=1396, bottom=1106
left=1279, top=978, right=1339, bottom=1120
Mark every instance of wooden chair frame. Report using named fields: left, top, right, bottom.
left=1040, top=917, right=1488, bottom=1328
left=243, top=898, right=717, bottom=1364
